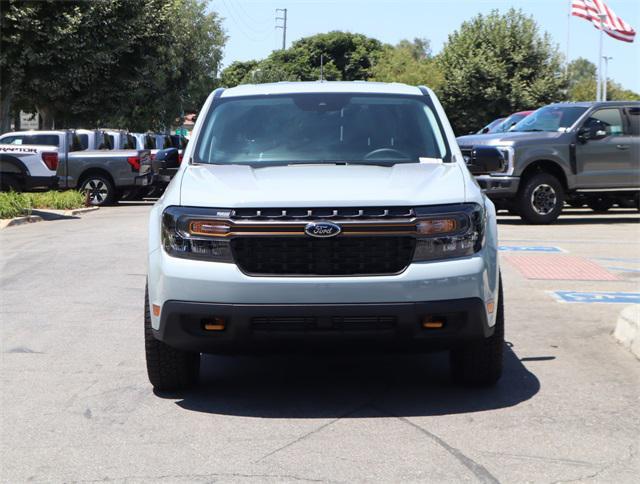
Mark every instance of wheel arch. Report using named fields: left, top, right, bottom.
left=78, top=167, right=116, bottom=187
left=0, top=154, right=29, bottom=176
left=519, top=159, right=568, bottom=190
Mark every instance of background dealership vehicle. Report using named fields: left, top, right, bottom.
left=57, top=147, right=152, bottom=205
left=477, top=117, right=505, bottom=134
left=491, top=110, right=534, bottom=134
left=145, top=82, right=505, bottom=392
left=104, top=130, right=137, bottom=150
left=457, top=101, right=640, bottom=223
left=0, top=129, right=113, bottom=151
left=0, top=143, right=59, bottom=191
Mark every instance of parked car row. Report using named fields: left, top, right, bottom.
left=459, top=101, right=640, bottom=223
left=0, top=129, right=187, bottom=205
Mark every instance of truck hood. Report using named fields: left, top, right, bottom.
left=179, top=162, right=467, bottom=207
left=456, top=131, right=564, bottom=147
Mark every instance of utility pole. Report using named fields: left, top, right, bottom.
left=275, top=8, right=287, bottom=50
left=602, top=56, right=612, bottom=101
left=596, top=13, right=606, bottom=101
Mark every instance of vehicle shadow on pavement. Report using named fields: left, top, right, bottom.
left=172, top=344, right=540, bottom=417
left=497, top=210, right=639, bottom=225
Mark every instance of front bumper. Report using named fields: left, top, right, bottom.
left=148, top=244, right=500, bottom=351
left=153, top=297, right=493, bottom=353
left=476, top=175, right=519, bottom=198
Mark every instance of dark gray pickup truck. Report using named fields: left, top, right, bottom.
left=457, top=101, right=640, bottom=223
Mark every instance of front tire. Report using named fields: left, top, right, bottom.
left=516, top=173, right=564, bottom=224
left=79, top=175, right=116, bottom=206
left=450, top=277, right=504, bottom=387
left=144, top=285, right=200, bottom=392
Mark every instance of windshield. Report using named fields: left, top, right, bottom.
left=511, top=106, right=587, bottom=132
left=495, top=113, right=529, bottom=133
left=195, top=93, right=449, bottom=165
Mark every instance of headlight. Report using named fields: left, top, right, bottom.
left=412, top=203, right=485, bottom=261
left=492, top=145, right=514, bottom=174
left=162, top=206, right=233, bottom=262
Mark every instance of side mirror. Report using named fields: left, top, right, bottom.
left=465, top=146, right=505, bottom=175
left=577, top=126, right=590, bottom=143
left=578, top=125, right=608, bottom=143
left=481, top=127, right=490, bottom=134
left=152, top=148, right=179, bottom=172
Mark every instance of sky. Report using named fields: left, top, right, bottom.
left=210, top=0, right=640, bottom=92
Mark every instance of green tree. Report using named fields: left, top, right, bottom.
left=219, top=31, right=384, bottom=87
left=1, top=0, right=225, bottom=131
left=220, top=60, right=260, bottom=87
left=570, top=78, right=640, bottom=101
left=437, top=9, right=566, bottom=134
left=370, top=38, right=444, bottom=92
left=567, top=57, right=596, bottom=89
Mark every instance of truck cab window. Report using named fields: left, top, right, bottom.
left=626, top=107, right=640, bottom=136
left=583, top=109, right=623, bottom=136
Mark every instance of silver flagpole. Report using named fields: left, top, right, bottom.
left=596, top=14, right=606, bottom=101
left=566, top=0, right=571, bottom=76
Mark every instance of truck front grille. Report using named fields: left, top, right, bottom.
left=231, top=236, right=416, bottom=276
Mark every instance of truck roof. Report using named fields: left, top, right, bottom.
left=548, top=100, right=640, bottom=108
left=0, top=130, right=65, bottom=136
left=220, top=81, right=424, bottom=98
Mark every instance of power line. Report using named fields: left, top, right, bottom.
left=219, top=0, right=271, bottom=42
left=235, top=1, right=273, bottom=27
left=228, top=0, right=272, bottom=33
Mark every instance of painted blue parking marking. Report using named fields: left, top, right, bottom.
left=553, top=291, right=640, bottom=304
left=605, top=266, right=640, bottom=273
left=499, top=246, right=564, bottom=253
left=594, top=257, right=640, bottom=263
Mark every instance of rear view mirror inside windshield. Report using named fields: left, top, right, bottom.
left=293, top=94, right=350, bottom=112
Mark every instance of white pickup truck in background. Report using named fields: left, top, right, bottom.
left=0, top=144, right=59, bottom=191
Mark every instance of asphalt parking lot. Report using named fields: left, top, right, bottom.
left=1, top=204, right=639, bottom=483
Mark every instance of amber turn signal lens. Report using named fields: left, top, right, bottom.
left=152, top=304, right=161, bottom=317
left=203, top=317, right=226, bottom=331
left=189, top=220, right=231, bottom=236
left=422, top=318, right=445, bottom=329
left=416, top=218, right=457, bottom=236
left=486, top=300, right=495, bottom=314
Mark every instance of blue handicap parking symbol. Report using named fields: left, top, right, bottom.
left=554, top=291, right=640, bottom=304
left=499, top=246, right=563, bottom=253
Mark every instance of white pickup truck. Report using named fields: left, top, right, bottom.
left=0, top=144, right=59, bottom=191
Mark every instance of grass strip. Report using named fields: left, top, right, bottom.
left=0, top=190, right=86, bottom=219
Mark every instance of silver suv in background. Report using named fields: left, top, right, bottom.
left=457, top=101, right=640, bottom=223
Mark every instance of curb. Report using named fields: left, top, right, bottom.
left=66, top=206, right=99, bottom=216
left=613, top=305, right=640, bottom=360
left=33, top=206, right=99, bottom=217
left=0, top=206, right=97, bottom=230
left=0, top=215, right=43, bottom=230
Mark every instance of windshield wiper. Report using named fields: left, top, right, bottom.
left=285, top=160, right=413, bottom=167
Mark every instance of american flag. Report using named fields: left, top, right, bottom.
left=571, top=0, right=636, bottom=43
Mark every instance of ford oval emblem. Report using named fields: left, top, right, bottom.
left=304, top=221, right=342, bottom=238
